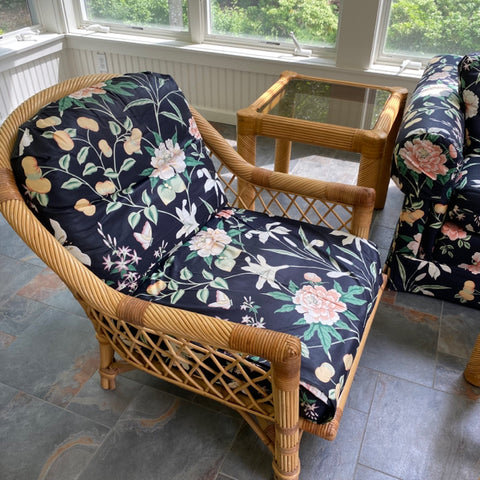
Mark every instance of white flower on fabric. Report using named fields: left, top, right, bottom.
left=197, top=167, right=223, bottom=194
left=19, top=128, right=33, bottom=156
left=176, top=200, right=199, bottom=239
left=189, top=226, right=231, bottom=257
left=244, top=222, right=291, bottom=244
left=150, top=139, right=186, bottom=180
left=241, top=255, right=287, bottom=290
left=50, top=219, right=91, bottom=266
left=463, top=90, right=479, bottom=119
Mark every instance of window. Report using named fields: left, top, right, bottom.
left=81, top=0, right=189, bottom=32
left=207, top=0, right=340, bottom=49
left=379, top=0, right=480, bottom=60
left=0, top=0, right=37, bottom=36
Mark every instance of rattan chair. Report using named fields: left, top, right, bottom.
left=0, top=73, right=389, bottom=480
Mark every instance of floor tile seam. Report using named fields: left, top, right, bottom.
left=12, top=296, right=89, bottom=320
left=216, top=420, right=246, bottom=480
left=0, top=385, right=115, bottom=432
left=355, top=462, right=404, bottom=480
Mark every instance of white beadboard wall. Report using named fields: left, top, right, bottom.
left=64, top=47, right=279, bottom=124
left=0, top=37, right=67, bottom=124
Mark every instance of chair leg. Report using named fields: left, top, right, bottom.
left=464, top=334, right=480, bottom=387
left=272, top=424, right=301, bottom=480
left=95, top=332, right=116, bottom=390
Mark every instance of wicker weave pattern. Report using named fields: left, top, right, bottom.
left=0, top=74, right=388, bottom=480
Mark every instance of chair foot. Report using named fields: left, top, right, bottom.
left=272, top=461, right=300, bottom=480
left=464, top=334, right=480, bottom=387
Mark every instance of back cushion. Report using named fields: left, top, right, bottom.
left=459, top=53, right=480, bottom=152
left=11, top=72, right=227, bottom=293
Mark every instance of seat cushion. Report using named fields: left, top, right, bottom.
left=11, top=72, right=227, bottom=291
left=133, top=208, right=384, bottom=424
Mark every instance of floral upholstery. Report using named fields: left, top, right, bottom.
left=387, top=54, right=480, bottom=306
left=12, top=73, right=227, bottom=292
left=11, top=72, right=383, bottom=424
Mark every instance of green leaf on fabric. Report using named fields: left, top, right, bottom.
left=104, top=168, right=119, bottom=179
left=180, top=267, right=193, bottom=280
left=274, top=304, right=296, bottom=313
left=124, top=98, right=156, bottom=110
left=83, top=162, right=98, bottom=176
left=142, top=190, right=152, bottom=206
left=77, top=146, right=89, bottom=165
left=128, top=211, right=141, bottom=230
left=108, top=121, right=121, bottom=136
left=265, top=291, right=292, bottom=301
left=210, top=277, right=228, bottom=289
left=61, top=178, right=83, bottom=190
left=120, top=158, right=136, bottom=173
left=144, top=205, right=158, bottom=224
left=197, top=287, right=209, bottom=303
left=106, top=202, right=122, bottom=214
left=171, top=289, right=185, bottom=304
left=59, top=154, right=70, bottom=171
left=202, top=269, right=214, bottom=280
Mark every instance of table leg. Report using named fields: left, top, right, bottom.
left=274, top=139, right=292, bottom=173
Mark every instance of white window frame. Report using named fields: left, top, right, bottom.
left=0, top=0, right=41, bottom=40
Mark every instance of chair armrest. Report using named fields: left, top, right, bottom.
left=392, top=54, right=464, bottom=205
left=191, top=107, right=375, bottom=239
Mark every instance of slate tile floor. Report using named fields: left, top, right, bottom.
left=1, top=124, right=480, bottom=480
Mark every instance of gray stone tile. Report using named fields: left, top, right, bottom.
left=298, top=408, right=368, bottom=480
left=221, top=407, right=368, bottom=480
left=120, top=368, right=197, bottom=401
left=346, top=366, right=379, bottom=414
left=78, top=385, right=242, bottom=480
left=0, top=294, right=49, bottom=337
left=434, top=351, right=480, bottom=400
left=439, top=301, right=480, bottom=360
left=0, top=255, right=43, bottom=303
left=0, top=307, right=98, bottom=407
left=0, top=216, right=45, bottom=266
left=360, top=374, right=480, bottom=480
left=354, top=465, right=400, bottom=480
left=0, top=391, right=108, bottom=480
left=0, top=382, right=17, bottom=409
left=393, top=290, right=444, bottom=317
left=360, top=302, right=439, bottom=387
left=67, top=372, right=140, bottom=427
left=220, top=423, right=273, bottom=480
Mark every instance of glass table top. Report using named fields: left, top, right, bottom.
left=257, top=78, right=391, bottom=130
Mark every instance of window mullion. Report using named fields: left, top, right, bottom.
left=188, top=0, right=206, bottom=43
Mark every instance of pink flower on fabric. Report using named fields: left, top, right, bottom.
left=188, top=117, right=202, bottom=139
left=293, top=285, right=347, bottom=326
left=216, top=209, right=235, bottom=219
left=150, top=139, right=186, bottom=180
left=459, top=252, right=480, bottom=274
left=189, top=228, right=231, bottom=257
left=69, top=83, right=106, bottom=99
left=441, top=222, right=467, bottom=241
left=399, top=138, right=449, bottom=180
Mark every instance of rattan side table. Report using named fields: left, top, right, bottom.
left=236, top=71, right=408, bottom=209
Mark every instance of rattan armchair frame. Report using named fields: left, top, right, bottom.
left=0, top=74, right=389, bottom=480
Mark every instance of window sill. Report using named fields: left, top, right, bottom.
left=0, top=33, right=64, bottom=72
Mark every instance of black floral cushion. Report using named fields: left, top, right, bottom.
left=133, top=208, right=384, bottom=424
left=11, top=73, right=227, bottom=292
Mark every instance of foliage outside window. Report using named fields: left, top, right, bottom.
left=384, top=0, right=480, bottom=58
left=0, top=0, right=36, bottom=35
left=209, top=0, right=340, bottom=47
left=83, top=0, right=189, bottom=31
